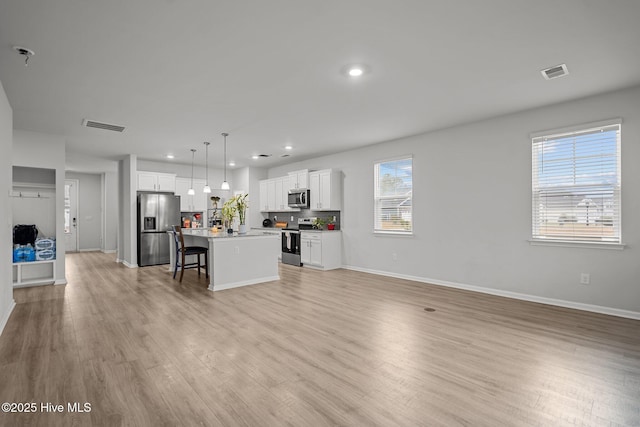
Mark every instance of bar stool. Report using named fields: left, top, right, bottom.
left=172, top=225, right=209, bottom=283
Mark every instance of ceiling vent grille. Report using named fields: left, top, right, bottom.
left=82, top=119, right=125, bottom=132
left=541, top=64, right=569, bottom=80
left=258, top=154, right=272, bottom=158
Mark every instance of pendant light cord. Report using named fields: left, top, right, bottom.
left=190, top=149, right=196, bottom=188
left=222, top=133, right=228, bottom=182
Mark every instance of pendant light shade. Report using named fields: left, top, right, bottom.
left=221, top=132, right=230, bottom=190
left=203, top=141, right=211, bottom=193
left=188, top=149, right=196, bottom=195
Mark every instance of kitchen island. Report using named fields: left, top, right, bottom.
left=168, top=229, right=280, bottom=291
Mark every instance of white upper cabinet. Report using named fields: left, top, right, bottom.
left=309, top=169, right=341, bottom=211
left=288, top=169, right=308, bottom=190
left=259, top=176, right=299, bottom=212
left=156, top=173, right=176, bottom=193
left=175, top=177, right=207, bottom=212
left=137, top=172, right=176, bottom=193
left=259, top=180, right=269, bottom=212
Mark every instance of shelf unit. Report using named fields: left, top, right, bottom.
left=13, top=260, right=56, bottom=287
left=12, top=166, right=59, bottom=287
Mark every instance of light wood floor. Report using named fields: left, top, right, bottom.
left=1, top=252, right=639, bottom=426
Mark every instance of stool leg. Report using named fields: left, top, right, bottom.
left=197, top=254, right=201, bottom=276
left=179, top=251, right=185, bottom=282
left=173, top=250, right=178, bottom=279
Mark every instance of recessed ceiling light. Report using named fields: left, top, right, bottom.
left=342, top=64, right=371, bottom=78
left=252, top=155, right=259, bottom=160
left=228, top=161, right=235, bottom=167
left=284, top=145, right=293, bottom=150
left=166, top=154, right=175, bottom=159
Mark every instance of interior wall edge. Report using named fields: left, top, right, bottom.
left=0, top=300, right=16, bottom=337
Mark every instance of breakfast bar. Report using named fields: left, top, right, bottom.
left=168, top=229, right=280, bottom=291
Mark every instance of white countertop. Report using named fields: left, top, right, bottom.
left=179, top=228, right=279, bottom=239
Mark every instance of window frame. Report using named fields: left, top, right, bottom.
left=529, top=118, right=624, bottom=249
left=373, top=155, right=413, bottom=236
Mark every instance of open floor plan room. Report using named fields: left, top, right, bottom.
left=0, top=252, right=638, bottom=426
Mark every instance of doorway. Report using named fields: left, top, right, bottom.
left=64, top=179, right=79, bottom=252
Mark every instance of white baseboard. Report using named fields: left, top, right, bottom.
left=101, top=249, right=117, bottom=254
left=121, top=260, right=137, bottom=269
left=79, top=248, right=101, bottom=252
left=209, top=275, right=280, bottom=292
left=0, top=299, right=16, bottom=337
left=54, top=279, right=67, bottom=285
left=342, top=265, right=640, bottom=320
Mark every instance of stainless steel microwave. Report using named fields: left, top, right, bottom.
left=288, top=189, right=310, bottom=208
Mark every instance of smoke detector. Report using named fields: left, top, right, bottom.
left=13, top=46, right=35, bottom=66
left=541, top=64, right=569, bottom=80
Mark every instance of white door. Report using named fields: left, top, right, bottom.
left=64, top=179, right=79, bottom=252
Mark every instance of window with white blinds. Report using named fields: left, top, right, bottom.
left=374, top=157, right=412, bottom=234
left=531, top=120, right=621, bottom=244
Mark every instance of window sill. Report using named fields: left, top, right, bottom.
left=528, top=239, right=625, bottom=250
left=374, top=230, right=413, bottom=237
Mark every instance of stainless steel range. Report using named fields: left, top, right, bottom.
left=281, top=217, right=316, bottom=266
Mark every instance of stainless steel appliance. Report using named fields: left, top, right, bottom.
left=137, top=193, right=181, bottom=266
left=281, top=217, right=316, bottom=266
left=282, top=229, right=301, bottom=266
left=288, top=189, right=310, bottom=209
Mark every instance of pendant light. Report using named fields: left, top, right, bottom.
left=203, top=141, right=211, bottom=193
left=188, top=149, right=196, bottom=195
left=221, top=132, right=230, bottom=190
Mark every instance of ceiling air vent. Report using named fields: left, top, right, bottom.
left=82, top=119, right=125, bottom=132
left=541, top=64, right=569, bottom=80
left=258, top=154, right=272, bottom=158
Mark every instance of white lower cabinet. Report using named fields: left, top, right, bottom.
left=300, top=231, right=341, bottom=270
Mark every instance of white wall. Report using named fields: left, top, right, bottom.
left=66, top=151, right=118, bottom=253
left=117, top=155, right=137, bottom=267
left=231, top=167, right=268, bottom=228
left=103, top=171, right=118, bottom=252
left=269, top=85, right=640, bottom=317
left=65, top=172, right=102, bottom=251
left=13, top=130, right=66, bottom=285
left=0, top=81, right=15, bottom=336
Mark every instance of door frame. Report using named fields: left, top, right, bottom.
left=65, top=179, right=80, bottom=252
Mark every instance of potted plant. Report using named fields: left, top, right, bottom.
left=221, top=199, right=237, bottom=234
left=312, top=217, right=328, bottom=230
left=233, top=193, right=249, bottom=234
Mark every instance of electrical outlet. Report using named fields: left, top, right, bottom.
left=274, top=215, right=277, bottom=221
left=580, top=273, right=590, bottom=285
left=291, top=215, right=294, bottom=221
left=234, top=246, right=240, bottom=255
left=333, top=216, right=337, bottom=222
left=392, top=253, right=397, bottom=261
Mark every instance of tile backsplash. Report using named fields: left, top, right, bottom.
left=265, top=210, right=340, bottom=230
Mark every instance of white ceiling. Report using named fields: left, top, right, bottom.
left=1, top=0, right=640, bottom=171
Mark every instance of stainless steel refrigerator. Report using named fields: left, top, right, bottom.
left=137, top=193, right=180, bottom=266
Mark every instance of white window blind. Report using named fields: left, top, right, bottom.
left=531, top=121, right=621, bottom=243
left=374, top=157, right=412, bottom=234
